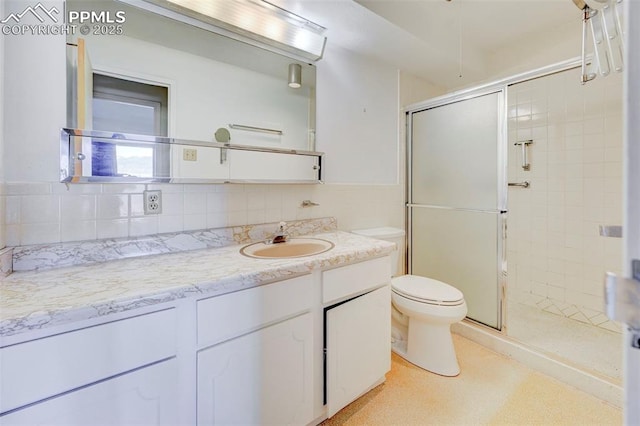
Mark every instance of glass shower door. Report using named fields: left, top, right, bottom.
left=408, top=91, right=505, bottom=329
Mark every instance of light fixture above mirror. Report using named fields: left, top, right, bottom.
left=132, top=0, right=327, bottom=61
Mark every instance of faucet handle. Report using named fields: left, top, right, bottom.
left=269, top=222, right=288, bottom=244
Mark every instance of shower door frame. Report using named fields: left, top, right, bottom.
left=406, top=87, right=508, bottom=330
left=405, top=57, right=585, bottom=332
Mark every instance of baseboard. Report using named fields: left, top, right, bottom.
left=452, top=319, right=623, bottom=408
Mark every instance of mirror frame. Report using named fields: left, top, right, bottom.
left=60, top=128, right=324, bottom=184
left=64, top=0, right=321, bottom=184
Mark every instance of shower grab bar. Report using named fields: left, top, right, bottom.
left=229, top=124, right=283, bottom=135
left=508, top=181, right=530, bottom=188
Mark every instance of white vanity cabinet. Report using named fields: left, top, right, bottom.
left=0, top=250, right=393, bottom=425
left=196, top=275, right=315, bottom=425
left=0, top=309, right=179, bottom=425
left=322, top=257, right=392, bottom=418
left=0, top=359, right=178, bottom=426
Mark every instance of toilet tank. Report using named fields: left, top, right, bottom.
left=351, top=227, right=406, bottom=277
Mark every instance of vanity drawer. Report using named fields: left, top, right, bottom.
left=322, top=257, right=391, bottom=304
left=197, top=274, right=313, bottom=347
left=0, top=308, right=177, bottom=414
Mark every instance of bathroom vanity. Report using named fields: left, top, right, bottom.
left=0, top=220, right=394, bottom=425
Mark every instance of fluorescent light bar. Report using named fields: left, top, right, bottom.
left=149, top=0, right=327, bottom=61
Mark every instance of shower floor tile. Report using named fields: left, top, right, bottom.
left=506, top=301, right=622, bottom=380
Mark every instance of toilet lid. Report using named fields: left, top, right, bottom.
left=392, top=275, right=464, bottom=305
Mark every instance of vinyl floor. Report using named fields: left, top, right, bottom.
left=321, top=334, right=622, bottom=426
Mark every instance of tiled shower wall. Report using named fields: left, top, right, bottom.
left=507, top=68, right=623, bottom=333
left=2, top=183, right=403, bottom=246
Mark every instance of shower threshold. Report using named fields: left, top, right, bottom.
left=452, top=318, right=622, bottom=408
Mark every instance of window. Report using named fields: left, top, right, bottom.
left=91, top=74, right=169, bottom=178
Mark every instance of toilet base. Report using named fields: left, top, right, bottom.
left=403, top=319, right=460, bottom=377
left=391, top=341, right=408, bottom=356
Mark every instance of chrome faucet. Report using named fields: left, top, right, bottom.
left=267, top=221, right=288, bottom=244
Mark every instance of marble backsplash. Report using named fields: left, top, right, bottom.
left=11, top=217, right=337, bottom=272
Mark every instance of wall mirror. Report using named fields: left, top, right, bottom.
left=64, top=0, right=321, bottom=183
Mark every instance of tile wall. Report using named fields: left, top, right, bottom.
left=506, top=67, right=623, bottom=332
left=2, top=183, right=403, bottom=247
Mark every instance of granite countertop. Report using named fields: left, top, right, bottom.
left=0, top=230, right=395, bottom=338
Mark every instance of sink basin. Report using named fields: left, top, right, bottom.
left=240, top=238, right=334, bottom=259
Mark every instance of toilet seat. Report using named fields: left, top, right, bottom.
left=392, top=275, right=464, bottom=306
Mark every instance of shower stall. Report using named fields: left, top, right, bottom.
left=406, top=63, right=623, bottom=384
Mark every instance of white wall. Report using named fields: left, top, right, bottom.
left=399, top=71, right=445, bottom=107
left=438, top=21, right=582, bottom=94
left=316, top=43, right=399, bottom=185
left=1, top=2, right=404, bottom=247
left=488, top=22, right=582, bottom=81
left=3, top=0, right=66, bottom=184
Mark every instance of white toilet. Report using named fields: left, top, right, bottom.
left=352, top=227, right=468, bottom=377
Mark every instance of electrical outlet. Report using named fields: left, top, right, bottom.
left=183, top=148, right=197, bottom=161
left=143, top=190, right=162, bottom=215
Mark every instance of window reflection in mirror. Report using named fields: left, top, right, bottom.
left=91, top=74, right=169, bottom=177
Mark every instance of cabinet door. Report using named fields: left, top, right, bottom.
left=197, top=313, right=313, bottom=425
left=228, top=150, right=321, bottom=182
left=0, top=359, right=178, bottom=426
left=1, top=309, right=177, bottom=414
left=326, top=286, right=391, bottom=418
